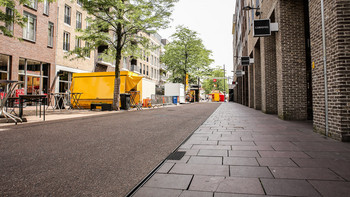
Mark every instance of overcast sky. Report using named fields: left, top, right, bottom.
left=158, top=0, right=236, bottom=76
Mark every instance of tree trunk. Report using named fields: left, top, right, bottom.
left=113, top=54, right=121, bottom=110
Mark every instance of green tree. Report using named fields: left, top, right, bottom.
left=161, top=26, right=213, bottom=89
left=69, top=0, right=177, bottom=110
left=0, top=0, right=53, bottom=37
left=202, top=66, right=228, bottom=95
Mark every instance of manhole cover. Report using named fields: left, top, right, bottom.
left=167, top=151, right=186, bottom=160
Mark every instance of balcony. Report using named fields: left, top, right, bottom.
left=97, top=53, right=114, bottom=66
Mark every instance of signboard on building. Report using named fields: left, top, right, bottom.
left=254, top=19, right=271, bottom=37
left=241, top=56, right=250, bottom=66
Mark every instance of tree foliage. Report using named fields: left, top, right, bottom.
left=69, top=0, right=177, bottom=110
left=161, top=26, right=213, bottom=86
left=202, top=66, right=228, bottom=95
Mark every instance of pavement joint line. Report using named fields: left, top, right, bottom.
left=125, top=103, right=222, bottom=197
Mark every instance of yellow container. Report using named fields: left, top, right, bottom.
left=71, top=71, right=142, bottom=109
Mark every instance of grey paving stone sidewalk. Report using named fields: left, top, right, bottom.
left=133, top=103, right=350, bottom=197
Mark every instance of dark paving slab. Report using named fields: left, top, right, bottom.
left=309, top=180, right=350, bottom=197
left=229, top=150, right=260, bottom=157
left=144, top=173, right=192, bottom=190
left=198, top=149, right=228, bottom=157
left=257, top=158, right=298, bottom=167
left=188, top=156, right=222, bottom=165
left=188, top=175, right=225, bottom=192
left=230, top=166, right=273, bottom=178
left=179, top=190, right=213, bottom=197
left=223, top=157, right=259, bottom=166
left=133, top=187, right=182, bottom=197
left=269, top=167, right=343, bottom=180
left=214, top=193, right=274, bottom=197
left=216, top=177, right=265, bottom=195
left=261, top=178, right=320, bottom=196
left=157, top=162, right=175, bottom=174
left=170, top=163, right=229, bottom=176
left=258, top=151, right=311, bottom=158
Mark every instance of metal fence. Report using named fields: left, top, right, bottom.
left=151, top=95, right=173, bottom=106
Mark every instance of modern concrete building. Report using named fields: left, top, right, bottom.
left=232, top=0, right=350, bottom=141
left=0, top=0, right=57, bottom=95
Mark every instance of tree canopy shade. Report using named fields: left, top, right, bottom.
left=0, top=0, right=53, bottom=37
left=161, top=26, right=213, bottom=87
left=202, top=66, right=228, bottom=95
left=68, top=0, right=178, bottom=110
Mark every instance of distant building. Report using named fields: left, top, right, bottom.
left=0, top=0, right=57, bottom=94
left=232, top=0, right=350, bottom=141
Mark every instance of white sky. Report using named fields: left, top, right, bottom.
left=158, top=0, right=236, bottom=77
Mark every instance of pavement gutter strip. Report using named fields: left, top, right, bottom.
left=125, top=103, right=222, bottom=197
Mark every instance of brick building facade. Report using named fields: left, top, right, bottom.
left=0, top=1, right=57, bottom=94
left=232, top=0, right=350, bottom=141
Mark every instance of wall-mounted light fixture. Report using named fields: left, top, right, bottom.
left=242, top=6, right=261, bottom=16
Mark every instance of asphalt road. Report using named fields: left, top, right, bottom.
left=0, top=103, right=220, bottom=196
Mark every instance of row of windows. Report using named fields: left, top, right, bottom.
left=16, top=11, right=54, bottom=47
left=138, top=63, right=159, bottom=80
left=64, top=4, right=86, bottom=30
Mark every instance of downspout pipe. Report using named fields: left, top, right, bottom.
left=320, top=0, right=329, bottom=136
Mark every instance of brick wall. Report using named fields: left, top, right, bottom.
left=310, top=0, right=350, bottom=140
left=253, top=41, right=262, bottom=110
left=0, top=2, right=57, bottom=83
left=260, top=34, right=278, bottom=114
left=276, top=0, right=308, bottom=120
left=248, top=56, right=254, bottom=108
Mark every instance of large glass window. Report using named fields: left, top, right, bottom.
left=0, top=54, right=10, bottom=81
left=18, top=58, right=50, bottom=95
left=23, top=12, right=36, bottom=42
left=76, top=11, right=82, bottom=29
left=48, top=22, right=54, bottom=47
left=58, top=71, right=72, bottom=93
left=63, top=31, right=70, bottom=51
left=64, top=5, right=71, bottom=25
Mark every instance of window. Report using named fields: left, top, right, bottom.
left=139, top=63, right=142, bottom=73
left=123, top=57, right=127, bottom=69
left=143, top=64, right=145, bottom=75
left=48, top=22, right=54, bottom=47
left=75, top=37, right=81, bottom=49
left=76, top=11, right=82, bottom=29
left=147, top=66, right=149, bottom=76
left=23, top=12, right=36, bottom=42
left=0, top=54, right=10, bottom=81
left=63, top=31, right=70, bottom=51
left=151, top=68, right=153, bottom=78
left=77, top=0, right=83, bottom=6
left=85, top=42, right=90, bottom=58
left=26, top=0, right=38, bottom=10
left=44, top=0, right=49, bottom=15
left=86, top=17, right=90, bottom=29
left=64, top=5, right=71, bottom=25
left=5, top=8, right=14, bottom=35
